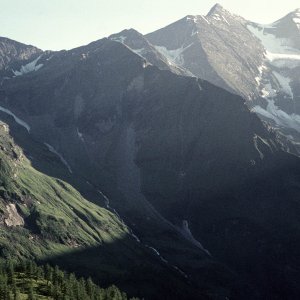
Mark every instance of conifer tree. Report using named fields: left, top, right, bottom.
left=28, top=282, right=35, bottom=300
left=6, top=259, right=14, bottom=285
left=13, top=289, right=21, bottom=300
left=86, top=277, right=95, bottom=299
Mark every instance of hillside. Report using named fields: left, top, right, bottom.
left=0, top=115, right=211, bottom=299
left=0, top=260, right=136, bottom=300
left=0, top=120, right=129, bottom=260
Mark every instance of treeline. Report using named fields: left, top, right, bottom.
left=0, top=259, right=139, bottom=300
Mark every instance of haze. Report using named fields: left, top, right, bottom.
left=1, top=0, right=299, bottom=50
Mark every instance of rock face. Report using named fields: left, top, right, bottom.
left=4, top=203, right=24, bottom=227
left=109, top=5, right=300, bottom=152
left=109, top=29, right=191, bottom=76
left=0, top=37, right=42, bottom=81
left=246, top=10, right=300, bottom=144
left=146, top=4, right=265, bottom=99
left=0, top=37, right=41, bottom=69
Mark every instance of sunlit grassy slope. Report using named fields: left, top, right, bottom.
left=0, top=121, right=129, bottom=261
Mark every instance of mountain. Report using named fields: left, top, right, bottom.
left=0, top=38, right=243, bottom=299
left=0, top=109, right=213, bottom=300
left=1, top=33, right=300, bottom=299
left=0, top=37, right=41, bottom=71
left=1, top=4, right=300, bottom=299
left=109, top=29, right=191, bottom=76
left=107, top=5, right=300, bottom=152
left=145, top=4, right=265, bottom=99
left=0, top=37, right=43, bottom=83
left=247, top=9, right=300, bottom=144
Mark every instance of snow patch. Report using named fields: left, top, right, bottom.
left=146, top=245, right=161, bottom=256
left=76, top=128, right=84, bottom=142
left=212, top=14, right=222, bottom=21
left=154, top=43, right=193, bottom=67
left=260, top=82, right=277, bottom=98
left=95, top=189, right=188, bottom=278
left=142, top=61, right=151, bottom=68
left=191, top=30, right=199, bottom=36
left=270, top=58, right=300, bottom=68
left=13, top=55, right=43, bottom=76
left=180, top=220, right=211, bottom=256
left=255, top=65, right=266, bottom=86
left=247, top=24, right=300, bottom=71
left=0, top=105, right=30, bottom=132
left=221, top=15, right=229, bottom=25
left=247, top=23, right=300, bottom=101
left=110, top=36, right=126, bottom=43
left=132, top=48, right=146, bottom=56
left=44, top=143, right=72, bottom=174
left=293, top=17, right=300, bottom=24
left=197, top=81, right=203, bottom=91
left=171, top=265, right=188, bottom=279
left=253, top=135, right=264, bottom=159
left=253, top=135, right=273, bottom=158
left=252, top=100, right=300, bottom=133
left=127, top=75, right=144, bottom=93
left=266, top=51, right=300, bottom=62
left=186, top=16, right=197, bottom=23
left=272, top=71, right=293, bottom=97
left=97, top=189, right=122, bottom=219
left=200, top=15, right=210, bottom=24
left=247, top=24, right=300, bottom=55
left=46, top=55, right=54, bottom=61
left=293, top=12, right=300, bottom=29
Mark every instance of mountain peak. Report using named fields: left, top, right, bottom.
left=207, top=3, right=226, bottom=16
left=288, top=8, right=300, bottom=17
left=272, top=8, right=300, bottom=28
left=109, top=28, right=144, bottom=44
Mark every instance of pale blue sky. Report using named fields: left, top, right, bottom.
left=0, top=0, right=299, bottom=50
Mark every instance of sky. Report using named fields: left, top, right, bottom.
left=0, top=0, right=299, bottom=51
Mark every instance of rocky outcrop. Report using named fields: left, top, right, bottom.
left=3, top=203, right=24, bottom=227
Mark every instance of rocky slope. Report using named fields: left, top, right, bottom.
left=247, top=9, right=300, bottom=144
left=0, top=37, right=43, bottom=83
left=109, top=29, right=191, bottom=76
left=108, top=5, right=300, bottom=152
left=0, top=37, right=41, bottom=70
left=146, top=4, right=264, bottom=99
